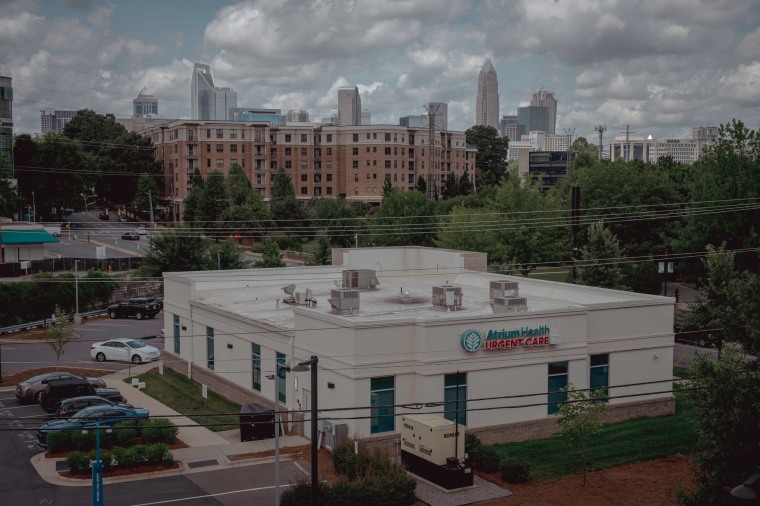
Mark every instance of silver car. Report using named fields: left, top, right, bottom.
left=91, top=338, right=161, bottom=364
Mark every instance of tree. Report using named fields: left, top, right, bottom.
left=198, top=171, right=229, bottom=237
left=576, top=221, right=627, bottom=289
left=415, top=175, right=427, bottom=195
left=458, top=171, right=474, bottom=196
left=382, top=178, right=394, bottom=197
left=556, top=385, right=607, bottom=487
left=310, top=235, right=332, bottom=265
left=0, top=176, right=22, bottom=218
left=183, top=169, right=205, bottom=223
left=270, top=169, right=306, bottom=232
left=372, top=190, right=436, bottom=246
left=307, top=197, right=359, bottom=247
left=226, top=163, right=253, bottom=206
left=255, top=238, right=286, bottom=268
left=441, top=173, right=459, bottom=199
left=45, top=321, right=77, bottom=371
left=209, top=239, right=246, bottom=270
left=679, top=351, right=760, bottom=505
left=138, top=227, right=211, bottom=277
left=132, top=174, right=161, bottom=215
left=465, top=125, right=509, bottom=188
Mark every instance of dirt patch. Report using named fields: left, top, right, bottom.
left=227, top=444, right=310, bottom=462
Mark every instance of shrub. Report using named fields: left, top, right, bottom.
left=157, top=418, right=178, bottom=443
left=161, top=451, right=174, bottom=467
left=280, top=478, right=332, bottom=506
left=46, top=430, right=71, bottom=453
left=66, top=451, right=90, bottom=474
left=112, top=446, right=140, bottom=468
left=332, top=439, right=373, bottom=480
left=88, top=449, right=113, bottom=472
left=250, top=242, right=265, bottom=254
left=145, top=443, right=169, bottom=465
left=113, top=421, right=138, bottom=446
left=131, top=444, right=148, bottom=463
left=141, top=420, right=162, bottom=444
left=500, top=457, right=531, bottom=483
left=465, top=432, right=482, bottom=455
left=472, top=445, right=500, bottom=472
left=74, top=429, right=95, bottom=452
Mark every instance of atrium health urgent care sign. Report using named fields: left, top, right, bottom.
left=460, top=325, right=559, bottom=352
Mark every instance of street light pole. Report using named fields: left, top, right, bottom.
left=291, top=355, right=319, bottom=505
left=88, top=416, right=105, bottom=506
left=31, top=191, right=35, bottom=222
left=74, top=260, right=81, bottom=324
left=147, top=191, right=155, bottom=229
left=267, top=369, right=282, bottom=506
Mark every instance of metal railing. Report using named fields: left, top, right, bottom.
left=0, top=309, right=107, bottom=334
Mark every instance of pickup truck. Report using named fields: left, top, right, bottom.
left=44, top=226, right=62, bottom=237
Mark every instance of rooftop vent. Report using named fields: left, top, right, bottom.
left=489, top=280, right=520, bottom=302
left=491, top=296, right=528, bottom=313
left=342, top=269, right=379, bottom=290
left=328, top=288, right=360, bottom=314
left=432, top=285, right=462, bottom=311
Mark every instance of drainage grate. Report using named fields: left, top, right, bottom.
left=187, top=459, right=219, bottom=469
left=56, top=461, right=70, bottom=472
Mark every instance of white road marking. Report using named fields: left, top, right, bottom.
left=128, top=484, right=295, bottom=505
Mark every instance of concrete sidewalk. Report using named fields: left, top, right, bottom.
left=31, top=362, right=310, bottom=486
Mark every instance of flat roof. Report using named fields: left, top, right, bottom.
left=175, top=266, right=671, bottom=331
left=0, top=230, right=59, bottom=245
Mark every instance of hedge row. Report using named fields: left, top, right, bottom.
left=47, top=418, right=178, bottom=453
left=65, top=443, right=174, bottom=474
left=466, top=433, right=531, bottom=483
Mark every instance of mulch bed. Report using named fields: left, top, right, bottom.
left=227, top=444, right=310, bottom=462
left=61, top=461, right=181, bottom=479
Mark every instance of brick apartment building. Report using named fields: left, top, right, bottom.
left=141, top=121, right=477, bottom=218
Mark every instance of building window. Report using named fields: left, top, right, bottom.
left=326, top=174, right=332, bottom=182
left=370, top=376, right=394, bottom=434
left=216, top=144, right=224, bottom=153
left=385, top=133, right=391, bottom=142
left=216, top=159, right=224, bottom=168
left=230, top=144, right=238, bottom=153
left=326, top=160, right=332, bottom=169
left=301, top=174, right=308, bottom=182
left=444, top=372, right=467, bottom=425
left=207, top=159, right=211, bottom=168
left=326, top=147, right=332, bottom=155
left=385, top=160, right=391, bottom=168
left=216, top=129, right=223, bottom=139
left=354, top=174, right=359, bottom=182
left=285, top=161, right=292, bottom=169
left=300, top=160, right=307, bottom=168
left=230, top=159, right=237, bottom=166
left=285, top=134, right=292, bottom=143
left=206, top=144, right=211, bottom=153
left=252, top=343, right=261, bottom=391
left=301, top=147, right=308, bottom=156
left=590, top=354, right=609, bottom=400
left=301, top=187, right=308, bottom=195
left=277, top=352, right=286, bottom=403
left=326, top=134, right=332, bottom=142
left=385, top=147, right=391, bottom=155
left=352, top=147, right=359, bottom=156
left=300, top=134, right=306, bottom=143
left=548, top=362, right=569, bottom=415
left=326, top=187, right=332, bottom=195
left=173, top=314, right=180, bottom=354
left=353, top=160, right=359, bottom=169
left=285, top=147, right=292, bottom=156
left=230, top=129, right=238, bottom=139
left=207, top=327, right=215, bottom=371
left=352, top=134, right=359, bottom=142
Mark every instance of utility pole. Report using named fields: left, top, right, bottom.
left=571, top=187, right=581, bottom=283
left=619, top=125, right=636, bottom=161
left=147, top=191, right=155, bottom=229
left=423, top=103, right=440, bottom=201
left=563, top=128, right=575, bottom=172
left=594, top=124, right=607, bottom=160
left=31, top=191, right=36, bottom=222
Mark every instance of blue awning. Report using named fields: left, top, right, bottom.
left=0, top=230, right=60, bottom=245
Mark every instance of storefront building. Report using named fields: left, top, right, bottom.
left=162, top=247, right=675, bottom=445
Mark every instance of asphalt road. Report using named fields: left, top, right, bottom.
left=46, top=211, right=154, bottom=258
left=0, top=316, right=165, bottom=376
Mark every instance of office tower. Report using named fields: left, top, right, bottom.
left=500, top=115, right=518, bottom=140
left=191, top=63, right=237, bottom=120
left=286, top=109, right=310, bottom=122
left=321, top=109, right=340, bottom=126
left=399, top=115, right=427, bottom=128
left=338, top=86, right=361, bottom=126
left=361, top=109, right=371, bottom=125
left=531, top=88, right=556, bottom=135
left=476, top=58, right=499, bottom=130
left=40, top=110, right=79, bottom=134
left=133, top=89, right=158, bottom=117
left=428, top=102, right=448, bottom=131
left=0, top=76, right=12, bottom=177
left=517, top=106, right=548, bottom=137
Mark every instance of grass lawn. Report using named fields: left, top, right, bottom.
left=125, top=369, right=241, bottom=432
left=490, top=392, right=697, bottom=482
left=526, top=269, right=571, bottom=283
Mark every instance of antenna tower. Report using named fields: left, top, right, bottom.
left=618, top=124, right=636, bottom=161
left=423, top=103, right=440, bottom=201
left=563, top=128, right=575, bottom=170
left=594, top=124, right=607, bottom=160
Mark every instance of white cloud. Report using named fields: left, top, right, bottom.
left=719, top=62, right=760, bottom=105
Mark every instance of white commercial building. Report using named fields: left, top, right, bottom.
left=162, top=247, right=675, bottom=446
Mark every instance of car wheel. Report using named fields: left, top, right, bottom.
left=135, top=312, right=144, bottom=320
left=96, top=352, right=107, bottom=362
left=35, top=391, right=44, bottom=403
left=109, top=311, right=117, bottom=319
left=131, top=354, right=142, bottom=364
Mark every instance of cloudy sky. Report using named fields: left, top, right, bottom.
left=2, top=0, right=759, bottom=142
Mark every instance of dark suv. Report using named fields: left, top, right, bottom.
left=39, top=378, right=96, bottom=412
left=107, top=297, right=161, bottom=320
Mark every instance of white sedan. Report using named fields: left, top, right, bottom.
left=91, top=339, right=161, bottom=364
left=135, top=225, right=147, bottom=235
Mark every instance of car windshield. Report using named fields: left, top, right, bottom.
left=124, top=340, right=146, bottom=349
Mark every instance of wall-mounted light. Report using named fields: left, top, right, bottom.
left=653, top=353, right=659, bottom=360
left=227, top=343, right=233, bottom=349
left=327, top=382, right=335, bottom=389
left=181, top=325, right=187, bottom=331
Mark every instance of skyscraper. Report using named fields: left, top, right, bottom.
left=191, top=63, right=237, bottom=120
left=531, top=88, right=557, bottom=135
left=133, top=89, right=158, bottom=117
left=338, top=86, right=361, bottom=126
left=476, top=58, right=499, bottom=130
left=517, top=106, right=548, bottom=137
left=0, top=76, right=12, bottom=177
left=428, top=102, right=448, bottom=131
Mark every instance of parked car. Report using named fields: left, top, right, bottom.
left=674, top=329, right=721, bottom=348
left=95, top=387, right=127, bottom=404
left=118, top=216, right=128, bottom=222
left=98, top=212, right=110, bottom=220
left=121, top=231, right=140, bottom=240
left=54, top=395, right=132, bottom=419
left=15, top=372, right=106, bottom=404
left=107, top=297, right=161, bottom=320
left=36, top=405, right=149, bottom=446
left=91, top=338, right=161, bottom=364
left=135, top=224, right=147, bottom=235
left=39, top=378, right=96, bottom=412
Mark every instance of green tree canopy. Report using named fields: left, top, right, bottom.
left=371, top=189, right=436, bottom=246
left=255, top=238, right=286, bottom=268
left=270, top=169, right=306, bottom=232
left=465, top=125, right=509, bottom=188
left=307, top=197, right=359, bottom=247
left=138, top=227, right=212, bottom=277
left=576, top=221, right=627, bottom=290
left=132, top=174, right=161, bottom=214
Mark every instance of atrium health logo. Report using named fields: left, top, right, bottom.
left=461, top=329, right=482, bottom=352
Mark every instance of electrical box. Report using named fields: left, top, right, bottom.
left=342, top=269, right=379, bottom=290
left=432, top=285, right=462, bottom=311
left=400, top=413, right=465, bottom=466
left=322, top=420, right=348, bottom=452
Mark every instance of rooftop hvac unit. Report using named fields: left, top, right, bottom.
left=490, top=296, right=528, bottom=313
left=322, top=420, right=348, bottom=453
left=342, top=269, right=379, bottom=290
left=489, top=280, right=520, bottom=301
left=328, top=288, right=360, bottom=314
left=432, top=285, right=462, bottom=311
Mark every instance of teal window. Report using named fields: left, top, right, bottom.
left=590, top=354, right=609, bottom=401
left=276, top=353, right=286, bottom=403
left=444, top=372, right=467, bottom=425
left=173, top=314, right=180, bottom=354
left=548, top=362, right=568, bottom=415
left=370, top=376, right=395, bottom=434
left=207, top=327, right=215, bottom=370
left=252, top=343, right=261, bottom=391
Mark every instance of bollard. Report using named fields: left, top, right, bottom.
left=674, top=288, right=680, bottom=303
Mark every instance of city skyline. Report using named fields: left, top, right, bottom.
left=1, top=1, right=759, bottom=141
